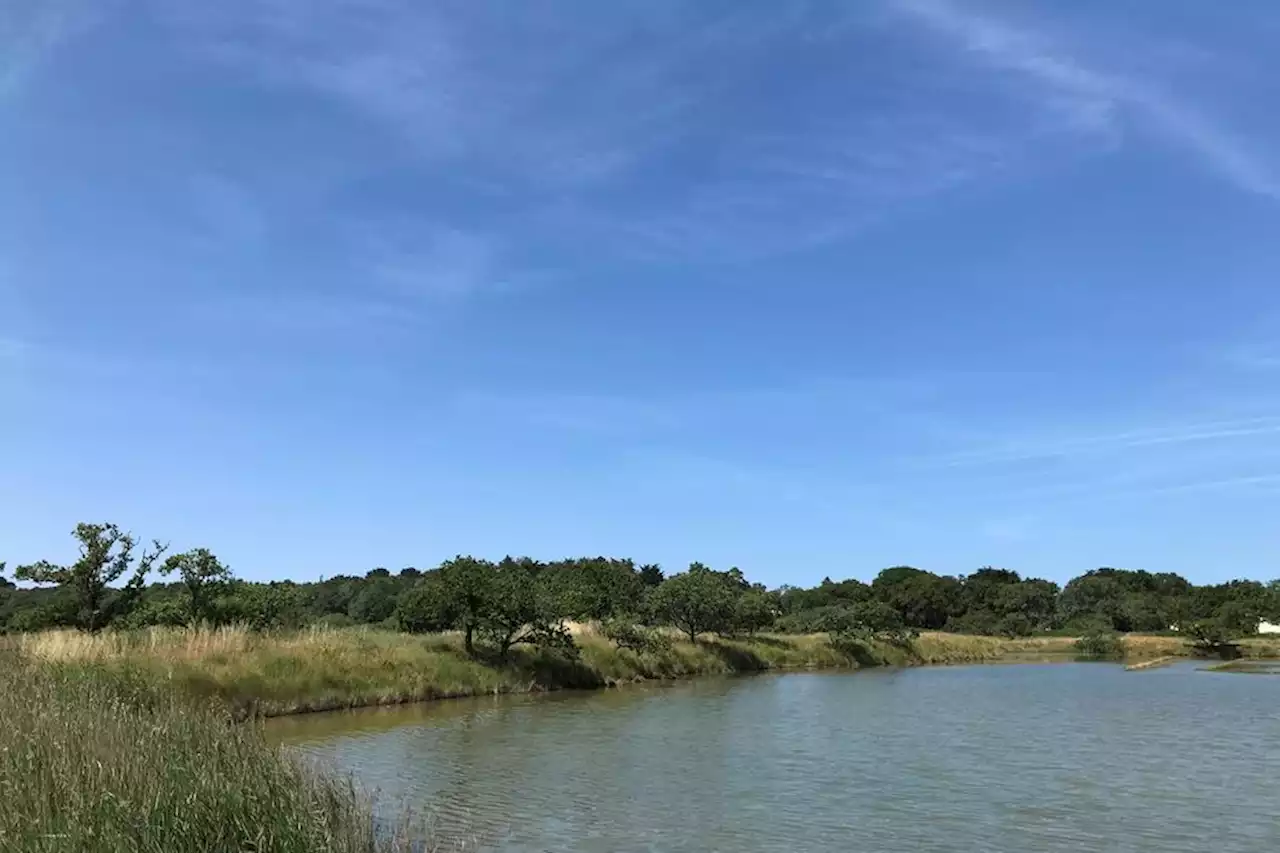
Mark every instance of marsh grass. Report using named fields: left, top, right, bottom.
left=21, top=624, right=1278, bottom=719
left=11, top=625, right=1101, bottom=718
left=0, top=652, right=434, bottom=853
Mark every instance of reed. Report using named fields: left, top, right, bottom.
left=0, top=652, right=431, bottom=853
left=12, top=625, right=1112, bottom=718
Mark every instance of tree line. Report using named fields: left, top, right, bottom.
left=3, top=522, right=1278, bottom=653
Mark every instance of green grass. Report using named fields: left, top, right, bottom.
left=18, top=624, right=1280, bottom=720
left=13, top=625, right=1090, bottom=718
left=0, top=652, right=430, bottom=853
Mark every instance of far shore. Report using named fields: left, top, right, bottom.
left=12, top=625, right=1280, bottom=719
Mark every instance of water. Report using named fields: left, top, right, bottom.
left=271, top=663, right=1280, bottom=852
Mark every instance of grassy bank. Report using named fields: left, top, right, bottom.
left=15, top=626, right=1280, bottom=719
left=0, top=653, right=424, bottom=853
left=0, top=626, right=1129, bottom=717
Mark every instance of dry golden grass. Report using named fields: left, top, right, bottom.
left=19, top=624, right=1277, bottom=719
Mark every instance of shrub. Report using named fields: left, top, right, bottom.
left=601, top=618, right=672, bottom=654
left=1183, top=618, right=1241, bottom=657
left=1074, top=626, right=1123, bottom=659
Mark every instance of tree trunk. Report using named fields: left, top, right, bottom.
left=688, top=627, right=698, bottom=644
left=464, top=623, right=475, bottom=657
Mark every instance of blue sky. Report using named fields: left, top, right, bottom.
left=3, top=0, right=1280, bottom=586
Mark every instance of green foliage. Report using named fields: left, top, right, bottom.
left=647, top=564, right=739, bottom=642
left=871, top=566, right=961, bottom=630
left=395, top=578, right=457, bottom=634
left=219, top=582, right=309, bottom=631
left=395, top=558, right=574, bottom=659
left=1074, top=623, right=1123, bottom=659
left=818, top=600, right=916, bottom=645
left=438, top=556, right=495, bottom=655
left=638, top=563, right=665, bottom=588
left=1060, top=568, right=1189, bottom=632
left=347, top=578, right=400, bottom=624
left=539, top=557, right=642, bottom=621
left=15, top=523, right=168, bottom=632
left=477, top=557, right=573, bottom=659
left=7, top=520, right=1279, bottom=652
left=1183, top=617, right=1245, bottom=655
left=160, top=547, right=234, bottom=625
left=732, top=589, right=778, bottom=635
left=600, top=618, right=672, bottom=653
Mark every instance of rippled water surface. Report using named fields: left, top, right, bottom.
left=271, top=663, right=1280, bottom=852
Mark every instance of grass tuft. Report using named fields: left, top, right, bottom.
left=0, top=652, right=434, bottom=853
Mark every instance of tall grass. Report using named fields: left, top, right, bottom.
left=10, top=625, right=1116, bottom=718
left=0, top=653, right=425, bottom=853
left=20, top=624, right=1274, bottom=721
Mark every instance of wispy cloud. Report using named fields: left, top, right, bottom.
left=361, top=225, right=504, bottom=301
left=940, top=415, right=1280, bottom=468
left=1220, top=341, right=1280, bottom=372
left=160, top=1, right=1073, bottom=263
left=455, top=391, right=681, bottom=436
left=0, top=0, right=101, bottom=100
left=163, top=1, right=741, bottom=186
left=893, top=0, right=1280, bottom=200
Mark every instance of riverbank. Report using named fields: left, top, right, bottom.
left=17, top=625, right=1279, bottom=718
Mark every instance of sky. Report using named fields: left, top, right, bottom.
left=3, top=0, right=1280, bottom=587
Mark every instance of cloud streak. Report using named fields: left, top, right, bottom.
left=161, top=1, right=1084, bottom=263
left=0, top=0, right=99, bottom=99
left=893, top=0, right=1280, bottom=200
left=362, top=225, right=503, bottom=301
left=940, top=415, right=1280, bottom=468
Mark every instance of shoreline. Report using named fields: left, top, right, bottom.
left=17, top=625, right=1279, bottom=720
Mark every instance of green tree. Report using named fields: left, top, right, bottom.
left=732, top=589, right=777, bottom=635
left=872, top=566, right=961, bottom=630
left=1059, top=570, right=1128, bottom=630
left=347, top=579, right=399, bottom=624
left=638, top=563, right=664, bottom=588
left=647, top=564, right=737, bottom=642
left=395, top=579, right=457, bottom=634
left=15, top=523, right=167, bottom=632
left=437, top=556, right=496, bottom=656
left=159, top=548, right=233, bottom=625
left=1182, top=617, right=1243, bottom=655
left=218, top=581, right=307, bottom=630
left=540, top=557, right=642, bottom=621
left=817, top=600, right=912, bottom=647
left=477, top=557, right=572, bottom=659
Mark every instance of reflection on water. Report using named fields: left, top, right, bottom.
left=271, top=664, right=1280, bottom=853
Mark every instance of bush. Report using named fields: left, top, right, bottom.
left=601, top=618, right=672, bottom=653
left=1074, top=626, right=1123, bottom=659
left=313, top=612, right=357, bottom=630
left=774, top=606, right=843, bottom=634
left=1183, top=618, right=1241, bottom=656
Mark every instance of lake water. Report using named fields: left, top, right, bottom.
left=271, top=663, right=1280, bottom=852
